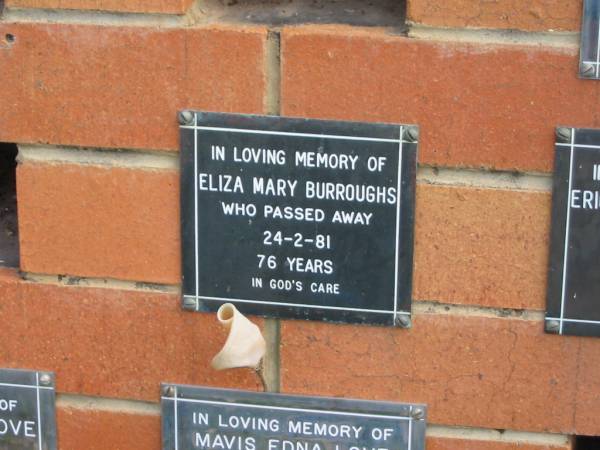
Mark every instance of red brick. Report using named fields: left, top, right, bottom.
left=17, top=162, right=181, bottom=284
left=574, top=339, right=600, bottom=435
left=280, top=316, right=591, bottom=434
left=407, top=0, right=581, bottom=32
left=414, top=184, right=550, bottom=310
left=0, top=23, right=266, bottom=151
left=0, top=268, right=262, bottom=401
left=281, top=26, right=600, bottom=172
left=5, top=0, right=193, bottom=14
left=427, top=436, right=571, bottom=450
left=57, top=406, right=160, bottom=450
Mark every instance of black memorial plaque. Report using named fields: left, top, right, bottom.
left=0, top=368, right=57, bottom=450
left=546, top=127, right=600, bottom=337
left=161, top=385, right=426, bottom=450
left=580, top=0, right=600, bottom=79
left=180, top=112, right=417, bottom=326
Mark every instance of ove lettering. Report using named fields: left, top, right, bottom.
left=0, top=399, right=36, bottom=439
left=0, top=418, right=36, bottom=438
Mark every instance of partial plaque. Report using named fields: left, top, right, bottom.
left=180, top=112, right=418, bottom=327
left=161, top=385, right=426, bottom=450
left=580, top=0, right=600, bottom=79
left=0, top=369, right=57, bottom=450
left=546, top=127, right=600, bottom=336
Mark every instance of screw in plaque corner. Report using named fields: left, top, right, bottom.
left=39, top=373, right=52, bottom=386
left=163, top=385, right=175, bottom=397
left=402, top=126, right=419, bottom=143
left=182, top=296, right=198, bottom=311
left=395, top=314, right=412, bottom=328
left=545, top=319, right=560, bottom=334
left=580, top=62, right=596, bottom=78
left=178, top=110, right=195, bottom=126
left=411, top=407, right=425, bottom=420
left=555, top=127, right=572, bottom=143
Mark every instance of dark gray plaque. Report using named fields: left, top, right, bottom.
left=580, top=0, right=600, bottom=79
left=179, top=112, right=418, bottom=327
left=161, top=385, right=426, bottom=450
left=546, top=127, right=600, bottom=337
left=0, top=368, right=57, bottom=450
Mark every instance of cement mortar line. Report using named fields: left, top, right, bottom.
left=408, top=23, right=579, bottom=49
left=1, top=6, right=580, bottom=51
left=56, top=393, right=570, bottom=445
left=23, top=271, right=544, bottom=322
left=2, top=6, right=191, bottom=28
left=426, top=424, right=570, bottom=446
left=57, top=393, right=160, bottom=415
left=17, top=145, right=179, bottom=171
left=1, top=1, right=223, bottom=28
left=413, top=301, right=545, bottom=322
left=18, top=145, right=552, bottom=192
left=418, top=166, right=551, bottom=192
left=22, top=272, right=180, bottom=294
left=262, top=318, right=281, bottom=393
left=264, top=30, right=282, bottom=116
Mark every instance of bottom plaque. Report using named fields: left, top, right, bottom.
left=161, top=385, right=426, bottom=450
left=0, top=368, right=57, bottom=450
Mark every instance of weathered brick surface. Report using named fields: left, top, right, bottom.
left=407, top=1, right=581, bottom=32
left=18, top=161, right=553, bottom=310
left=58, top=406, right=160, bottom=450
left=0, top=23, right=266, bottom=151
left=574, top=339, right=600, bottom=435
left=17, top=162, right=181, bottom=284
left=0, top=268, right=261, bottom=401
left=414, top=184, right=550, bottom=310
left=281, top=26, right=600, bottom=172
left=427, top=436, right=571, bottom=450
left=5, top=0, right=193, bottom=14
left=280, top=315, right=600, bottom=434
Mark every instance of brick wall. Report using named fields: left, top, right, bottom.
left=0, top=0, right=597, bottom=448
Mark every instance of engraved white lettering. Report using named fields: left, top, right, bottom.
left=233, top=147, right=286, bottom=165
left=253, top=178, right=298, bottom=197
left=268, top=440, right=322, bottom=450
left=199, top=174, right=244, bottom=193
left=286, top=257, right=333, bottom=275
left=305, top=182, right=396, bottom=205
left=295, top=151, right=359, bottom=171
left=331, top=210, right=373, bottom=226
left=310, top=282, right=340, bottom=294
left=287, top=420, right=363, bottom=439
left=263, top=205, right=325, bottom=222
left=571, top=189, right=600, bottom=210
left=195, top=433, right=256, bottom=450
left=0, top=419, right=36, bottom=438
